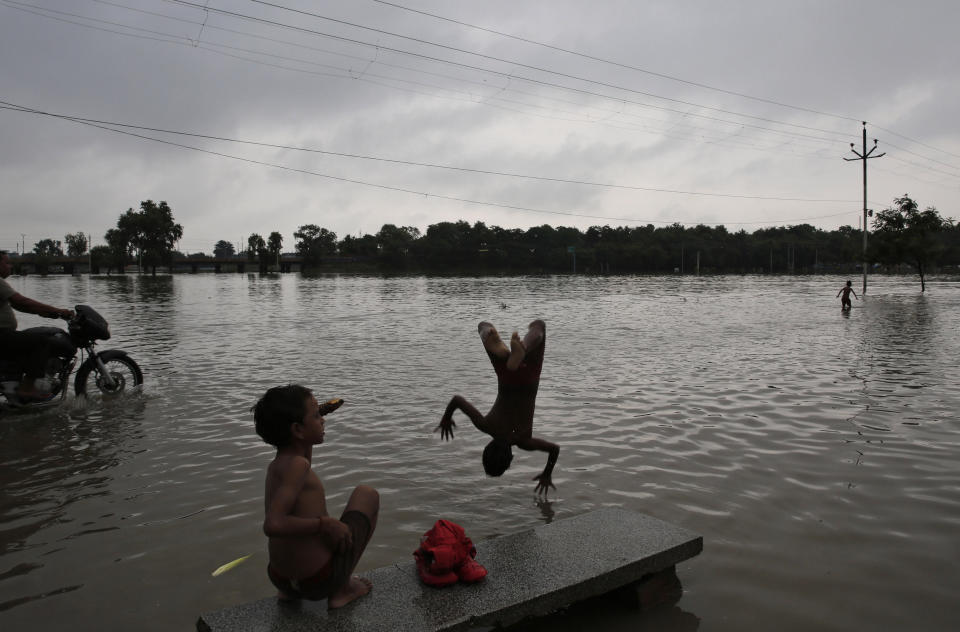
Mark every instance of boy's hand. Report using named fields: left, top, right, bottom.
left=434, top=416, right=456, bottom=441
left=319, top=519, right=353, bottom=554
left=532, top=472, right=555, bottom=496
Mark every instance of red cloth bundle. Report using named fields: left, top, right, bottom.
left=413, top=519, right=488, bottom=587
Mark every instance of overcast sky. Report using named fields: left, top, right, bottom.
left=2, top=0, right=958, bottom=255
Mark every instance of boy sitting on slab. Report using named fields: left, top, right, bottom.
left=254, top=385, right=379, bottom=608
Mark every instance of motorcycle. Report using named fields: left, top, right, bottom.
left=0, top=305, right=143, bottom=410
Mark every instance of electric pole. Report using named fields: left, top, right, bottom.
left=844, top=122, right=884, bottom=295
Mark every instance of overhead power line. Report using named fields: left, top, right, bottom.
left=880, top=140, right=960, bottom=176
left=369, top=0, right=960, bottom=165
left=0, top=101, right=857, bottom=227
left=367, top=0, right=860, bottom=124
left=3, top=0, right=854, bottom=150
left=188, top=0, right=960, bottom=168
left=5, top=0, right=957, bottom=173
left=1, top=3, right=950, bottom=194
left=0, top=99, right=860, bottom=203
left=14, top=0, right=960, bottom=178
left=166, top=0, right=854, bottom=139
left=13, top=0, right=807, bottom=156
left=871, top=124, right=960, bottom=162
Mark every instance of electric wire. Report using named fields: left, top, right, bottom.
left=880, top=141, right=960, bottom=176
left=5, top=0, right=839, bottom=160
left=178, top=1, right=960, bottom=169
left=3, top=0, right=853, bottom=150
left=872, top=124, right=960, bottom=162
left=0, top=3, right=852, bottom=161
left=168, top=0, right=857, bottom=140
left=1, top=2, right=951, bottom=212
left=367, top=0, right=861, bottom=124
left=883, top=154, right=960, bottom=182
left=5, top=0, right=957, bottom=173
left=0, top=99, right=859, bottom=203
left=0, top=102, right=858, bottom=227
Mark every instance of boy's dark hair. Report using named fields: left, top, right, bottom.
left=482, top=439, right=513, bottom=477
left=253, top=384, right=313, bottom=447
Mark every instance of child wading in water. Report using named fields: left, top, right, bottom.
left=837, top=280, right=859, bottom=310
left=436, top=319, right=559, bottom=495
left=254, top=385, right=379, bottom=608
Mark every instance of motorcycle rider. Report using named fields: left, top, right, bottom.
left=0, top=250, right=74, bottom=401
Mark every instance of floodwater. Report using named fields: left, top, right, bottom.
left=1, top=273, right=958, bottom=632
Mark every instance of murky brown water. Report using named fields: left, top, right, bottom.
left=1, top=273, right=958, bottom=631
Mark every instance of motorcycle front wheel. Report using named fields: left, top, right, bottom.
left=74, top=351, right=144, bottom=396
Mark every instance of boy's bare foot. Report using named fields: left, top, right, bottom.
left=328, top=576, right=372, bottom=609
left=479, top=321, right=509, bottom=358
left=506, top=332, right=526, bottom=370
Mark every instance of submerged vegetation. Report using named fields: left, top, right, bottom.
left=285, top=196, right=957, bottom=277
left=16, top=196, right=958, bottom=278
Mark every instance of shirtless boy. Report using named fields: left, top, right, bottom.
left=837, top=280, right=859, bottom=310
left=436, top=319, right=559, bottom=495
left=254, top=385, right=379, bottom=608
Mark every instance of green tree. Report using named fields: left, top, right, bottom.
left=376, top=224, right=420, bottom=266
left=104, top=227, right=131, bottom=271
left=213, top=240, right=235, bottom=258
left=64, top=232, right=88, bottom=257
left=294, top=224, right=338, bottom=267
left=339, top=233, right=378, bottom=257
left=115, top=200, right=184, bottom=275
left=33, top=238, right=64, bottom=257
left=89, top=245, right=113, bottom=273
left=871, top=195, right=953, bottom=292
left=31, top=238, right=63, bottom=275
left=247, top=233, right=266, bottom=262
left=267, top=232, right=283, bottom=266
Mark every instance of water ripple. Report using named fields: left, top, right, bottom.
left=1, top=275, right=959, bottom=631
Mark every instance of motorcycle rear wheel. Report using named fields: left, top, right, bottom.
left=74, top=353, right=143, bottom=396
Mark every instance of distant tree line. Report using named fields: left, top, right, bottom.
left=280, top=196, right=956, bottom=284
left=15, top=195, right=956, bottom=287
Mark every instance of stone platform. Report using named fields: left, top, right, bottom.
left=197, top=507, right=702, bottom=632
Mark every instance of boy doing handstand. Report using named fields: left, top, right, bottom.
left=254, top=385, right=379, bottom=608
left=436, top=319, right=559, bottom=495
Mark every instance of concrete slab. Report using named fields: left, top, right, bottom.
left=197, top=507, right=702, bottom=632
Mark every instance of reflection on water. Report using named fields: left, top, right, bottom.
left=535, top=498, right=555, bottom=524
left=1, top=274, right=959, bottom=631
left=0, top=395, right=147, bottom=613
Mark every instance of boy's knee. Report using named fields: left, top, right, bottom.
left=357, top=485, right=379, bottom=504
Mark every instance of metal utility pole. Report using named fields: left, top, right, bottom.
left=844, top=122, right=884, bottom=295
